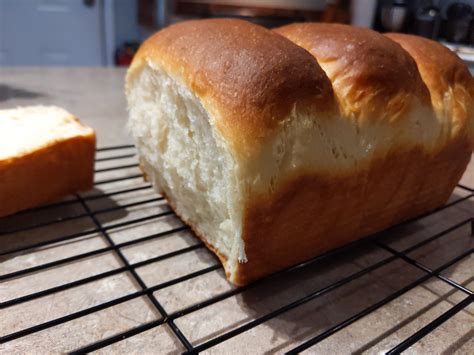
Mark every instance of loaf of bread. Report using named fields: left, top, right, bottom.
left=126, top=19, right=473, bottom=285
left=0, top=106, right=96, bottom=217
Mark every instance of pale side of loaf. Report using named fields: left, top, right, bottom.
left=126, top=19, right=474, bottom=285
left=0, top=106, right=96, bottom=217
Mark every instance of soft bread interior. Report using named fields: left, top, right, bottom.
left=127, top=63, right=245, bottom=277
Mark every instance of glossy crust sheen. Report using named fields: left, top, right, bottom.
left=0, top=133, right=96, bottom=217
left=385, top=32, right=474, bottom=142
left=274, top=23, right=431, bottom=122
left=127, top=19, right=336, bottom=154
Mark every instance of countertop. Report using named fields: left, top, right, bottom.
left=0, top=68, right=473, bottom=354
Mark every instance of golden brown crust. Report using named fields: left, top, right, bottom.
left=235, top=145, right=469, bottom=285
left=385, top=33, right=474, bottom=143
left=127, top=18, right=336, bottom=155
left=274, top=23, right=431, bottom=123
left=409, top=137, right=472, bottom=216
left=236, top=168, right=366, bottom=285
left=0, top=132, right=96, bottom=217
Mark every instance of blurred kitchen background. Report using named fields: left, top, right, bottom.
left=0, top=0, right=473, bottom=71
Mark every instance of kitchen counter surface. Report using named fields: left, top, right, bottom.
left=0, top=68, right=473, bottom=354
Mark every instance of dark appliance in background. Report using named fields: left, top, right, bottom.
left=443, top=2, right=472, bottom=43
left=373, top=0, right=474, bottom=45
left=414, top=0, right=441, bottom=39
left=471, top=19, right=474, bottom=45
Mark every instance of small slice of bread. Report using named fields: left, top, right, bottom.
left=0, top=105, right=96, bottom=217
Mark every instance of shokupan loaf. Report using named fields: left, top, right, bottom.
left=125, top=19, right=473, bottom=285
left=0, top=106, right=96, bottom=217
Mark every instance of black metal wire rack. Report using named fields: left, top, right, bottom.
left=0, top=145, right=473, bottom=354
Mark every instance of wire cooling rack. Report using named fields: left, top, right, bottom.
left=0, top=145, right=473, bottom=354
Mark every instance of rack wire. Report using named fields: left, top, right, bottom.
left=0, top=145, right=472, bottom=354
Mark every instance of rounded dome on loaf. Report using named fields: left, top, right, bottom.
left=386, top=32, right=474, bottom=144
left=275, top=23, right=432, bottom=124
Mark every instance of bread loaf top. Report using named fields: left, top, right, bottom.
left=386, top=33, right=474, bottom=144
left=127, top=19, right=473, bottom=161
left=274, top=23, right=431, bottom=124
left=126, top=19, right=336, bottom=154
left=275, top=23, right=474, bottom=153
